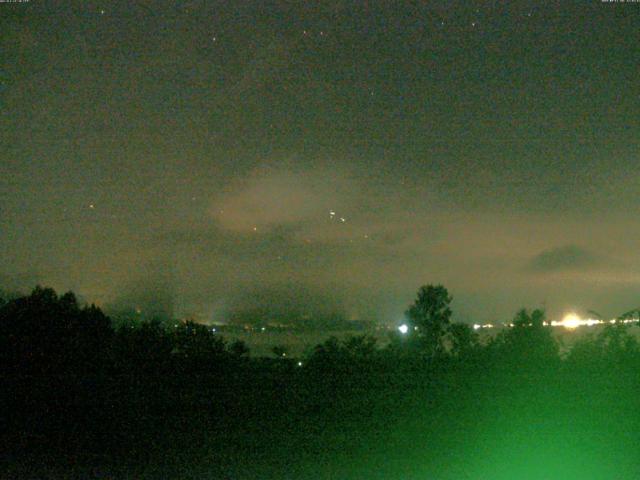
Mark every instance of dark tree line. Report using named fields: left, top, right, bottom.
left=0, top=286, right=253, bottom=377
left=2, top=284, right=639, bottom=376
left=2, top=284, right=640, bottom=478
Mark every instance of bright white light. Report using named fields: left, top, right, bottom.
left=398, top=324, right=409, bottom=334
left=297, top=361, right=303, bottom=367
left=551, top=313, right=603, bottom=329
left=473, top=323, right=495, bottom=330
left=561, top=313, right=582, bottom=329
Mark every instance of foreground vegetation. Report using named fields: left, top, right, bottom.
left=2, top=286, right=640, bottom=479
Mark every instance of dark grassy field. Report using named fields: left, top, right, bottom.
left=4, top=360, right=640, bottom=479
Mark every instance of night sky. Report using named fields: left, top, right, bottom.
left=2, top=1, right=639, bottom=324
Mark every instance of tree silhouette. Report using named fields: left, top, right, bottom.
left=172, top=321, right=227, bottom=369
left=310, top=336, right=340, bottom=360
left=492, top=308, right=558, bottom=367
left=113, top=319, right=173, bottom=372
left=405, top=285, right=452, bottom=356
left=307, top=335, right=380, bottom=372
left=342, top=335, right=378, bottom=359
left=566, top=322, right=640, bottom=369
left=0, top=286, right=112, bottom=373
left=448, top=322, right=479, bottom=359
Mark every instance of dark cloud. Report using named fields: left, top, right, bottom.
left=2, top=3, right=640, bottom=323
left=528, top=245, right=602, bottom=273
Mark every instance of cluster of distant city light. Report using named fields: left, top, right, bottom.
left=397, top=313, right=640, bottom=335
left=470, top=313, right=640, bottom=331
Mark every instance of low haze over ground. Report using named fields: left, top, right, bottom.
left=2, top=1, right=639, bottom=323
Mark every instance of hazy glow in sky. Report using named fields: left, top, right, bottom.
left=1, top=2, right=640, bottom=324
